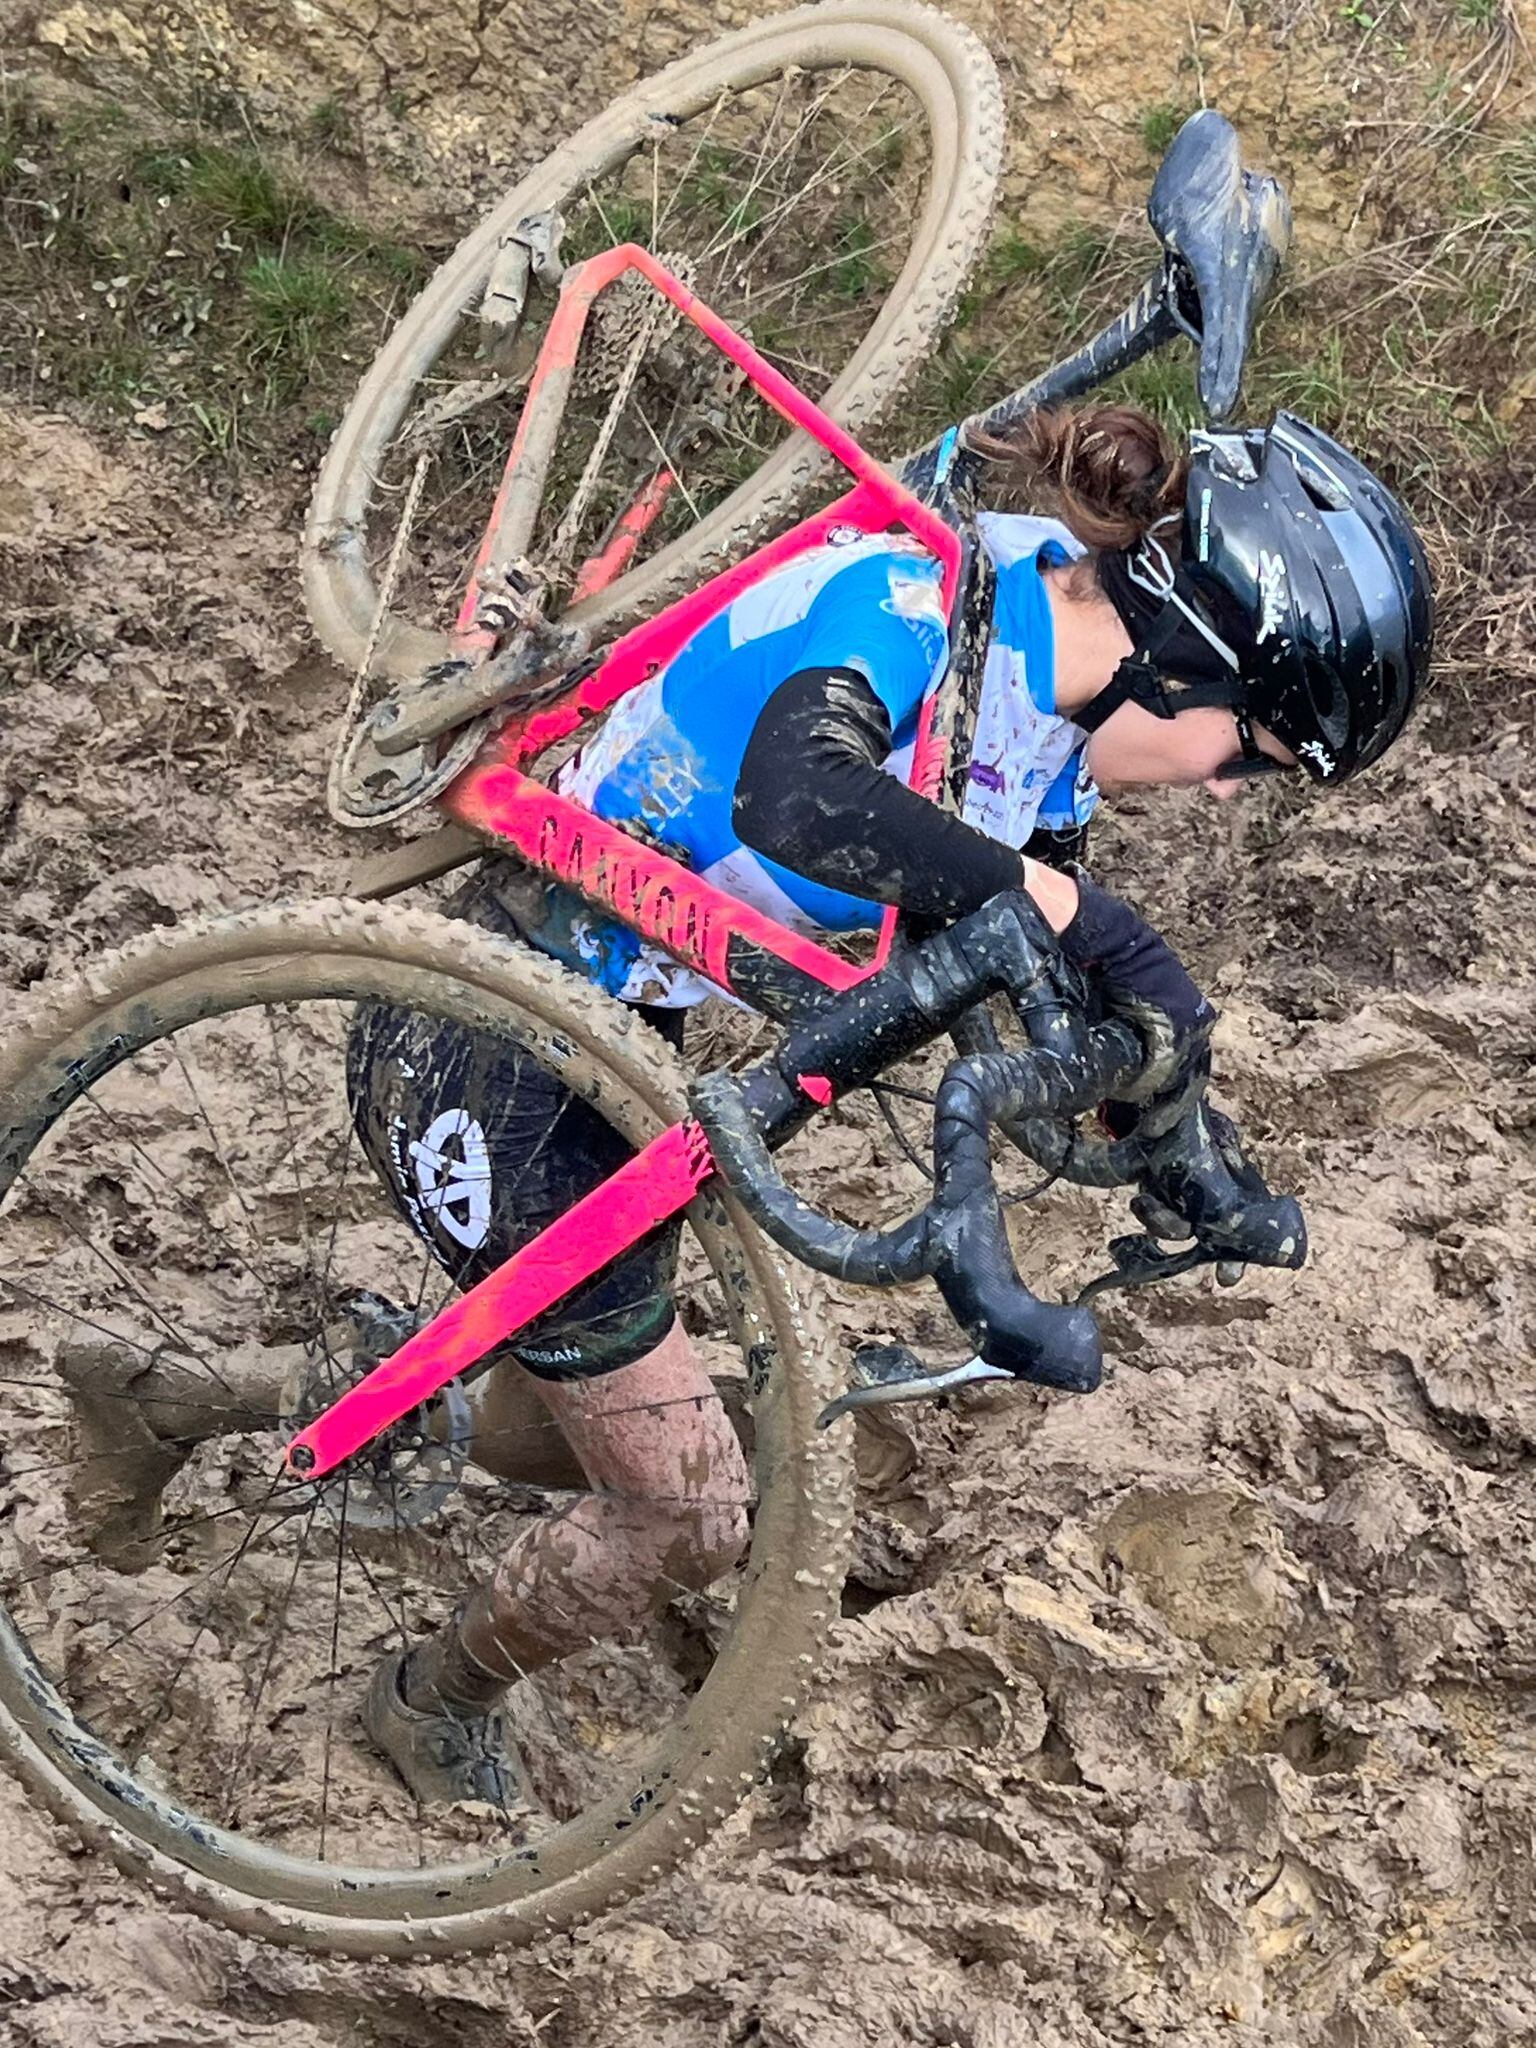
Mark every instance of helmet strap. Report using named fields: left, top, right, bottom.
left=1075, top=533, right=1246, bottom=737
left=1073, top=602, right=1244, bottom=735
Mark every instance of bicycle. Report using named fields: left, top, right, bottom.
left=0, top=1, right=1299, bottom=1957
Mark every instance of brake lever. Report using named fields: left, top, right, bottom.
left=817, top=1345, right=1013, bottom=1429
left=1076, top=1232, right=1216, bottom=1302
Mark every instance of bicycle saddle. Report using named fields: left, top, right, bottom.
left=1149, top=109, right=1292, bottom=421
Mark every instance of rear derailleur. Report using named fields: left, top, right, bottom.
left=331, top=557, right=588, bottom=825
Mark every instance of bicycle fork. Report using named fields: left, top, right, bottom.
left=284, top=894, right=1134, bottom=1483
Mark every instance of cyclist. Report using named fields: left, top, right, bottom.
left=349, top=402, right=1433, bottom=1808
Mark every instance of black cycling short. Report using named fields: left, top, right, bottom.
left=346, top=867, right=685, bottom=1380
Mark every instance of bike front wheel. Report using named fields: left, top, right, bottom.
left=0, top=900, right=850, bottom=1955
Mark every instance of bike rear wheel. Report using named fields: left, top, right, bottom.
left=0, top=901, right=849, bottom=1955
left=302, top=0, right=1003, bottom=680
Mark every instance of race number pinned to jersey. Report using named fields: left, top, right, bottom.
left=408, top=1107, right=492, bottom=1250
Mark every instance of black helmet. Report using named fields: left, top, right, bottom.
left=1081, top=412, right=1434, bottom=783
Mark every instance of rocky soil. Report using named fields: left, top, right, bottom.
left=1, top=0, right=1534, bottom=2041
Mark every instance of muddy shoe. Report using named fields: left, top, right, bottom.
left=363, top=1650, right=532, bottom=1811
left=56, top=1332, right=199, bottom=1569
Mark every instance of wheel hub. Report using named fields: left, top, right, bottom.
left=281, top=1291, right=473, bottom=1530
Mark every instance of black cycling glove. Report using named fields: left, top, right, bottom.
left=1057, top=871, right=1216, bottom=1129
left=1131, top=1100, right=1308, bottom=1274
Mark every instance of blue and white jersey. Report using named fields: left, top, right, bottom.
left=967, top=512, right=1099, bottom=851
left=532, top=513, right=1099, bottom=1006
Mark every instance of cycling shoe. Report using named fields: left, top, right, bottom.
left=363, top=1649, right=535, bottom=1811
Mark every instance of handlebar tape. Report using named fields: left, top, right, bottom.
left=691, top=1016, right=1145, bottom=1393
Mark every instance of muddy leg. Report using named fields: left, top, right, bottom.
left=57, top=1328, right=298, bottom=1569
left=461, top=1353, right=588, bottom=1491
left=402, top=1323, right=751, bottom=1714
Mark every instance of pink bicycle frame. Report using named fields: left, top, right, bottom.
left=286, top=247, right=962, bottom=1479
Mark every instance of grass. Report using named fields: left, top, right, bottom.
left=828, top=217, right=888, bottom=301
left=0, top=92, right=429, bottom=471
left=4, top=42, right=1531, bottom=596
left=306, top=95, right=359, bottom=153
left=882, top=97, right=1534, bottom=518
left=1140, top=100, right=1194, bottom=157
left=566, top=188, right=650, bottom=261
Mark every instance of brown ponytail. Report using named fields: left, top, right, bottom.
left=964, top=403, right=1189, bottom=552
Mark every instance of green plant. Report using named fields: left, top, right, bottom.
left=670, top=141, right=765, bottom=239
left=189, top=395, right=241, bottom=457
left=1139, top=100, right=1192, bottom=157
left=182, top=145, right=325, bottom=242
left=567, top=188, right=651, bottom=259
left=306, top=95, right=357, bottom=150
left=1110, top=348, right=1202, bottom=431
left=0, top=94, right=431, bottom=472
left=828, top=216, right=886, bottom=300
left=242, top=253, right=351, bottom=370
left=930, top=338, right=998, bottom=415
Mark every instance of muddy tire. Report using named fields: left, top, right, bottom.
left=0, top=900, right=851, bottom=1955
left=302, top=0, right=1004, bottom=679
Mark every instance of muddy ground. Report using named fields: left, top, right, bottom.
left=2, top=0, right=1536, bottom=2040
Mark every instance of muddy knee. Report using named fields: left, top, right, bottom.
left=659, top=1495, right=750, bottom=1593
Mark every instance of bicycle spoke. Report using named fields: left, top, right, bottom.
left=264, top=1007, right=319, bottom=1306
left=652, top=85, right=731, bottom=243
left=739, top=224, right=914, bottom=321
left=145, top=1472, right=287, bottom=1729
left=318, top=1084, right=363, bottom=1345
left=80, top=1081, right=274, bottom=1303
left=377, top=1463, right=429, bottom=1866
left=168, top=1038, right=274, bottom=1282
left=698, top=79, right=901, bottom=279
left=317, top=1472, right=351, bottom=1861
left=692, top=68, right=859, bottom=273
left=92, top=1475, right=287, bottom=1661
left=264, top=1005, right=345, bottom=1393
left=12, top=1168, right=245, bottom=1407
left=1, top=1484, right=309, bottom=1599
left=229, top=1496, right=320, bottom=1825
left=2, top=1435, right=258, bottom=1486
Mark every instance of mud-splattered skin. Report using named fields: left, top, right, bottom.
left=411, top=1330, right=751, bottom=1713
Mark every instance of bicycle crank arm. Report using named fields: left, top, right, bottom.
left=282, top=1118, right=715, bottom=1481
left=369, top=619, right=589, bottom=756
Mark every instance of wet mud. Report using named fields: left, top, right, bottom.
left=3, top=0, right=1535, bottom=2040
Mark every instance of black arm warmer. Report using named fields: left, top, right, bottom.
left=733, top=666, right=1023, bottom=922
left=1058, top=873, right=1214, bottom=1041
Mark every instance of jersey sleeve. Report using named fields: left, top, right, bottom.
left=790, top=548, right=948, bottom=733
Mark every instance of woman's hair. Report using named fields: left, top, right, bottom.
left=965, top=403, right=1189, bottom=553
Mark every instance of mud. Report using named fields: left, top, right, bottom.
left=3, top=0, right=1536, bottom=2040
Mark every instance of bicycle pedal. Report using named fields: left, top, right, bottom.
left=817, top=1348, right=1012, bottom=1429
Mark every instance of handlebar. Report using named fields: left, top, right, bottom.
left=694, top=1018, right=1143, bottom=1393
left=687, top=887, right=1305, bottom=1397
